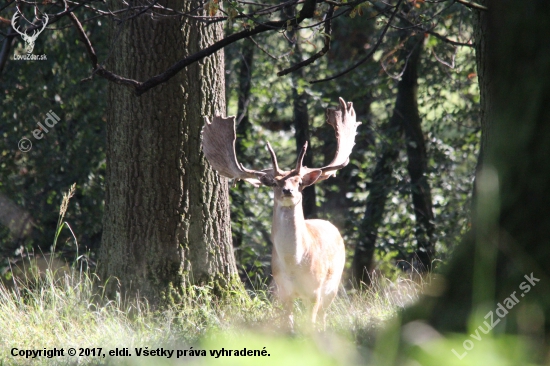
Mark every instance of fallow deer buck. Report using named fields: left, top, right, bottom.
left=202, top=98, right=361, bottom=330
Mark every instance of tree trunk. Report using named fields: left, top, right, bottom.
left=351, top=111, right=402, bottom=285
left=232, top=39, right=255, bottom=251
left=400, top=36, right=435, bottom=271
left=99, top=1, right=238, bottom=303
left=235, top=39, right=255, bottom=158
left=291, top=35, right=317, bottom=218
left=351, top=33, right=426, bottom=285
left=402, top=0, right=550, bottom=345
left=473, top=0, right=492, bottom=173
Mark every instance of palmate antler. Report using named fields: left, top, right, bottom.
left=201, top=97, right=361, bottom=186
left=317, top=97, right=362, bottom=180
left=202, top=116, right=265, bottom=186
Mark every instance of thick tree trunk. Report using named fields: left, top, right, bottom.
left=351, top=33, right=427, bottom=285
left=99, top=1, right=238, bottom=303
left=402, top=0, right=550, bottom=345
left=473, top=0, right=491, bottom=173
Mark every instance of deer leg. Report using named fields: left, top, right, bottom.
left=310, top=292, right=323, bottom=327
left=316, top=283, right=338, bottom=331
left=276, top=290, right=294, bottom=333
left=275, top=281, right=295, bottom=332
left=317, top=306, right=327, bottom=331
left=283, top=297, right=295, bottom=332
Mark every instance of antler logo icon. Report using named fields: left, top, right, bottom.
left=11, top=9, right=48, bottom=54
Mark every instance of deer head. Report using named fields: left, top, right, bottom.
left=11, top=9, right=48, bottom=54
left=202, top=97, right=361, bottom=194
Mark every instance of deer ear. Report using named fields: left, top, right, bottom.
left=301, top=170, right=322, bottom=187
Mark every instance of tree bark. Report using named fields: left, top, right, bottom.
left=99, top=0, right=238, bottom=303
left=235, top=39, right=255, bottom=158
left=473, top=0, right=492, bottom=173
left=402, top=0, right=550, bottom=345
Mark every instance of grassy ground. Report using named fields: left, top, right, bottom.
left=1, top=188, right=542, bottom=365
left=0, top=258, right=424, bottom=365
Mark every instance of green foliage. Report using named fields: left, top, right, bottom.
left=225, top=2, right=479, bottom=282
left=0, top=9, right=107, bottom=265
left=1, top=1, right=479, bottom=288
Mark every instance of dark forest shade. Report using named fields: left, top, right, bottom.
left=402, top=0, right=550, bottom=350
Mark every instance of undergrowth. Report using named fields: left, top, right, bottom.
left=0, top=184, right=427, bottom=365
left=0, top=256, right=423, bottom=365
left=2, top=186, right=538, bottom=365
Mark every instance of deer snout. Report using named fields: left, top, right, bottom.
left=282, top=188, right=293, bottom=196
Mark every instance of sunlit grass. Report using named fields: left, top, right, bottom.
left=0, top=257, right=427, bottom=365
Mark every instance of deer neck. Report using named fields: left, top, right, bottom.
left=272, top=200, right=308, bottom=260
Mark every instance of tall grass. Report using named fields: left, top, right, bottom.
left=0, top=257, right=425, bottom=365
left=0, top=185, right=426, bottom=365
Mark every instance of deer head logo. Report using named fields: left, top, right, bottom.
left=11, top=9, right=48, bottom=54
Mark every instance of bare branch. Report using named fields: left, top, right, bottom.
left=454, top=0, right=487, bottom=11
left=235, top=0, right=274, bottom=7
left=431, top=46, right=457, bottom=69
left=371, top=0, right=474, bottom=47
left=205, top=0, right=301, bottom=25
left=66, top=4, right=98, bottom=68
left=0, top=0, right=16, bottom=14
left=59, top=0, right=316, bottom=94
left=427, top=28, right=472, bottom=47
left=93, top=67, right=142, bottom=89
left=131, top=0, right=318, bottom=95
left=277, top=6, right=333, bottom=76
left=249, top=36, right=287, bottom=60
